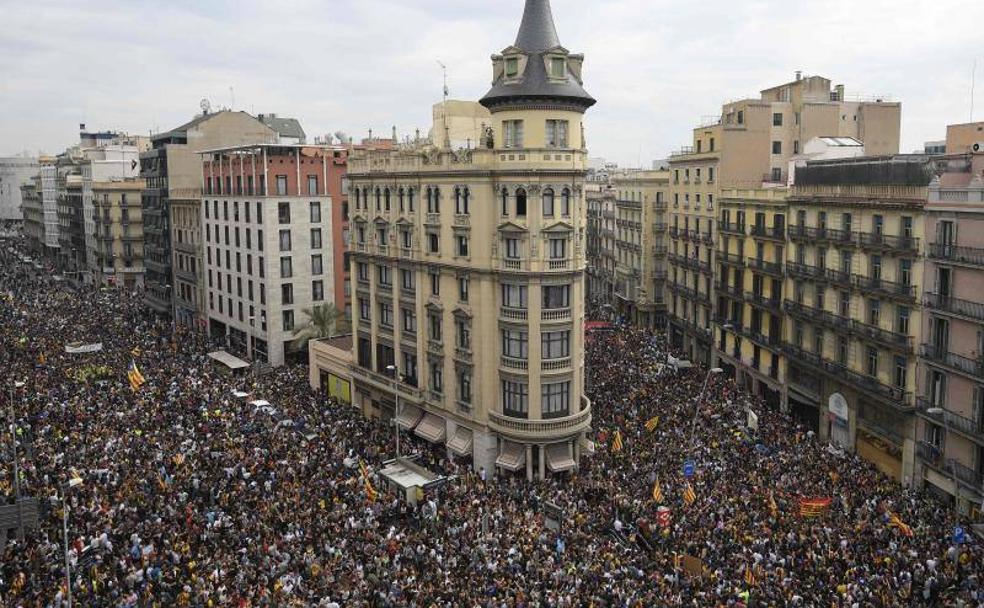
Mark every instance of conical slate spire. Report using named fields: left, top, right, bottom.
left=514, top=0, right=561, bottom=52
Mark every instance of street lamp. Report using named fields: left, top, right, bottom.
left=386, top=364, right=403, bottom=459
left=926, top=406, right=962, bottom=513
left=687, top=367, right=723, bottom=450
left=60, top=475, right=84, bottom=608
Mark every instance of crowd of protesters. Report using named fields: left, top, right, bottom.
left=1, top=233, right=982, bottom=607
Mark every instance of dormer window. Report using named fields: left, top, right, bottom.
left=550, top=57, right=566, bottom=78
left=505, top=57, right=519, bottom=78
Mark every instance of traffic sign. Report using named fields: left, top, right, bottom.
left=683, top=460, right=695, bottom=478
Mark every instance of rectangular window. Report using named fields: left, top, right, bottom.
left=542, top=284, right=570, bottom=309
left=773, top=112, right=783, bottom=126
left=430, top=362, right=443, bottom=393
left=430, top=271, right=440, bottom=296
left=378, top=265, right=392, bottom=286
left=310, top=228, right=322, bottom=249
left=401, top=230, right=412, bottom=250
left=281, top=283, right=294, bottom=305
left=456, top=318, right=471, bottom=349
left=542, top=381, right=570, bottom=419
left=278, top=202, right=290, bottom=224
left=549, top=238, right=567, bottom=259
left=359, top=298, right=371, bottom=321
left=276, top=175, right=288, bottom=196
left=279, top=229, right=292, bottom=252
left=280, top=256, right=293, bottom=278
left=458, top=369, right=473, bottom=404
left=379, top=302, right=393, bottom=328
left=458, top=276, right=469, bottom=302
left=546, top=120, right=569, bottom=148
left=455, top=235, right=469, bottom=257
left=900, top=259, right=912, bottom=286
left=282, top=310, right=294, bottom=331
left=542, top=330, right=570, bottom=359
left=501, top=329, right=528, bottom=359
left=312, top=280, right=324, bottom=302
left=428, top=313, right=442, bottom=342
left=357, top=262, right=369, bottom=282
left=505, top=237, right=520, bottom=259
left=401, top=269, right=416, bottom=291
left=504, top=120, right=525, bottom=148
left=772, top=141, right=782, bottom=155
left=256, top=201, right=262, bottom=222
left=896, top=306, right=910, bottom=335
left=501, top=283, right=528, bottom=309
left=428, top=233, right=439, bottom=254
left=402, top=309, right=417, bottom=333
left=505, top=56, right=519, bottom=78
left=309, top=201, right=321, bottom=222
left=308, top=176, right=319, bottom=196
left=502, top=380, right=528, bottom=418
left=868, top=299, right=880, bottom=325
left=311, top=254, right=323, bottom=275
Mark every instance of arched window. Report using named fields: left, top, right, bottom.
left=428, top=187, right=440, bottom=214
left=407, top=187, right=415, bottom=212
left=561, top=188, right=571, bottom=217
left=384, top=188, right=391, bottom=211
left=462, top=187, right=470, bottom=215
left=454, top=187, right=462, bottom=214
left=501, top=188, right=509, bottom=216
left=398, top=188, right=405, bottom=213
left=516, top=188, right=527, bottom=217
left=354, top=188, right=361, bottom=210
left=362, top=187, right=370, bottom=209
left=374, top=187, right=381, bottom=211
left=542, top=188, right=555, bottom=217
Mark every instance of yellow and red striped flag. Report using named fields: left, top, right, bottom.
left=644, top=416, right=660, bottom=432
left=652, top=478, right=664, bottom=503
left=798, top=497, right=831, bottom=518
left=359, top=460, right=378, bottom=502
left=611, top=430, right=623, bottom=453
left=745, top=565, right=757, bottom=586
left=682, top=482, right=696, bottom=505
left=768, top=492, right=779, bottom=518
left=887, top=511, right=914, bottom=537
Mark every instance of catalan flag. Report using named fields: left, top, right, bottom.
left=798, top=497, right=832, bottom=518
left=611, top=430, right=624, bottom=453
left=651, top=478, right=664, bottom=503
left=359, top=460, right=378, bottom=503
left=644, top=416, right=660, bottom=432
left=768, top=492, right=779, bottom=518
left=127, top=360, right=146, bottom=391
left=745, top=565, right=757, bottom=586
left=682, top=482, right=696, bottom=505
left=887, top=511, right=914, bottom=537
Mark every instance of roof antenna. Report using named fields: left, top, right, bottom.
left=438, top=60, right=450, bottom=148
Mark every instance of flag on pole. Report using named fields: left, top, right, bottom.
left=744, top=565, right=757, bottom=586
left=611, top=430, right=623, bottom=453
left=651, top=478, right=664, bottom=503
left=359, top=460, right=378, bottom=502
left=127, top=360, right=146, bottom=391
left=682, top=482, right=696, bottom=505
left=644, top=416, right=660, bottom=432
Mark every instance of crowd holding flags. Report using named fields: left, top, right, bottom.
left=611, top=430, right=624, bottom=453
left=651, top=478, right=664, bottom=503
left=644, top=415, right=660, bottom=432
left=798, top=497, right=831, bottom=518
left=126, top=360, right=145, bottom=391
left=887, top=511, right=915, bottom=537
left=745, top=565, right=758, bottom=587
left=358, top=460, right=378, bottom=502
left=768, top=492, right=779, bottom=518
left=682, top=482, right=696, bottom=505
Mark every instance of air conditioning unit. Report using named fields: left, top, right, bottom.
left=972, top=142, right=983, bottom=153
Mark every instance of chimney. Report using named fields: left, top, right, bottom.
left=795, top=71, right=802, bottom=81
left=836, top=84, right=845, bottom=101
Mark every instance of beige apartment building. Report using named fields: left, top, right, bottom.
left=783, top=156, right=931, bottom=484
left=612, top=170, right=669, bottom=327
left=714, top=188, right=788, bottom=409
left=92, top=179, right=146, bottom=289
left=586, top=185, right=616, bottom=310
left=667, top=74, right=901, bottom=365
left=915, top=139, right=984, bottom=516
left=313, top=0, right=595, bottom=479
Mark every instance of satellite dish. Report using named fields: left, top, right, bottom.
left=200, top=98, right=212, bottom=115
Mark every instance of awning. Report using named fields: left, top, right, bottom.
left=496, top=441, right=526, bottom=471
left=545, top=443, right=576, bottom=472
left=396, top=404, right=424, bottom=430
left=208, top=350, right=250, bottom=370
left=447, top=426, right=473, bottom=456
left=414, top=413, right=446, bottom=443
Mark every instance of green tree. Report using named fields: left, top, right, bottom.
left=292, top=303, right=349, bottom=349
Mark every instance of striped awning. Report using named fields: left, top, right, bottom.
left=414, top=413, right=446, bottom=443
left=447, top=426, right=473, bottom=457
left=495, top=441, right=526, bottom=471
left=545, top=443, right=576, bottom=472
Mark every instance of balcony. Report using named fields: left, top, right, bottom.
left=917, top=397, right=984, bottom=445
left=746, top=257, right=784, bottom=277
left=718, top=252, right=745, bottom=267
left=787, top=225, right=857, bottom=247
left=718, top=282, right=743, bottom=300
left=653, top=245, right=668, bottom=257
left=924, top=293, right=984, bottom=324
left=669, top=227, right=681, bottom=240
left=921, top=344, right=984, bottom=379
left=745, top=292, right=782, bottom=313
left=541, top=357, right=572, bottom=372
left=501, top=258, right=526, bottom=271
left=853, top=275, right=914, bottom=301
left=427, top=340, right=443, bottom=356
left=454, top=346, right=473, bottom=363
left=425, top=213, right=441, bottom=226
left=782, top=342, right=913, bottom=412
left=850, top=318, right=913, bottom=352
left=500, top=307, right=528, bottom=321
left=548, top=259, right=572, bottom=270
left=542, top=307, right=572, bottom=322
left=718, top=221, right=745, bottom=236
left=859, top=232, right=919, bottom=254
left=500, top=356, right=529, bottom=371
left=929, top=243, right=984, bottom=268
left=749, top=225, right=786, bottom=242
left=786, top=261, right=826, bottom=282
left=487, top=397, right=592, bottom=441
left=652, top=223, right=667, bottom=233
left=700, top=233, right=715, bottom=246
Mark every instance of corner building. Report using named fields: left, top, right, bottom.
left=345, top=0, right=595, bottom=479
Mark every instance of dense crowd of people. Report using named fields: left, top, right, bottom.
left=1, top=233, right=982, bottom=606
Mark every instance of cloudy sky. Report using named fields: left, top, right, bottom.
left=1, top=0, right=982, bottom=165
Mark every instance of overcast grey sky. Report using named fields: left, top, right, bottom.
left=1, top=0, right=982, bottom=165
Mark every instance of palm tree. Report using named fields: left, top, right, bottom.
left=292, top=303, right=349, bottom=349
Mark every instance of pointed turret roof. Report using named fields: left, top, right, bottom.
left=480, top=0, right=594, bottom=113
left=514, top=0, right=561, bottom=52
